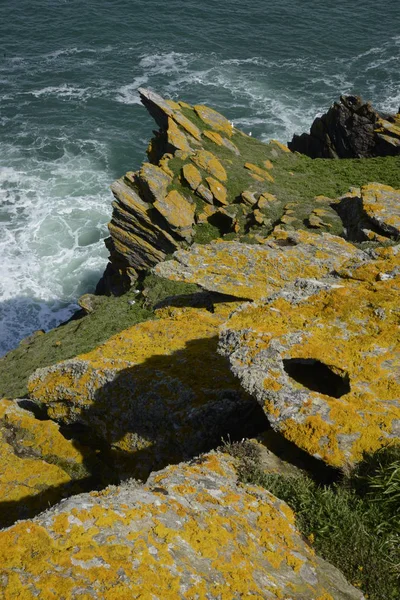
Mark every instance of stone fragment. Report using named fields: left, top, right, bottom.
left=0, top=398, right=96, bottom=527
left=136, top=162, right=172, bottom=204
left=166, top=117, right=192, bottom=153
left=240, top=190, right=258, bottom=207
left=257, top=192, right=278, bottom=210
left=205, top=176, right=228, bottom=205
left=154, top=190, right=195, bottom=240
left=219, top=279, right=400, bottom=468
left=28, top=308, right=257, bottom=479
left=181, top=163, right=202, bottom=190
left=203, top=130, right=240, bottom=154
left=194, top=104, right=234, bottom=137
left=156, top=231, right=365, bottom=301
left=196, top=183, right=214, bottom=204
left=264, top=159, right=274, bottom=169
left=245, top=162, right=274, bottom=183
left=0, top=451, right=364, bottom=600
left=191, top=149, right=227, bottom=181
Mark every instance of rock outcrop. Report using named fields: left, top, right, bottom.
left=0, top=451, right=364, bottom=600
left=288, top=95, right=400, bottom=158
left=0, top=398, right=100, bottom=527
left=97, top=88, right=296, bottom=295
left=28, top=306, right=265, bottom=479
left=156, top=230, right=366, bottom=301
left=219, top=276, right=400, bottom=468
left=335, top=182, right=400, bottom=241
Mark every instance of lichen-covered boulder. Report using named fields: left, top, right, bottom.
left=0, top=398, right=98, bottom=527
left=0, top=452, right=364, bottom=600
left=28, top=308, right=262, bottom=479
left=219, top=279, right=400, bottom=468
left=156, top=230, right=366, bottom=301
left=336, top=183, right=400, bottom=241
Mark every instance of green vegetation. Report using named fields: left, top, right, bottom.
left=225, top=440, right=400, bottom=600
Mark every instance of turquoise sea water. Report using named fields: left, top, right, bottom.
left=0, top=0, right=399, bottom=355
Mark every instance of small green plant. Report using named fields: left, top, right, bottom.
left=223, top=440, right=400, bottom=600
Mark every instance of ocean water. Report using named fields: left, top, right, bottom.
left=1, top=0, right=399, bottom=355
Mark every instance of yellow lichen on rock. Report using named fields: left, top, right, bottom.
left=245, top=162, right=275, bottom=183
left=181, top=163, right=202, bottom=190
left=191, top=149, right=227, bottom=181
left=0, top=398, right=93, bottom=526
left=28, top=308, right=254, bottom=478
left=154, top=190, right=195, bottom=240
left=167, top=117, right=192, bottom=153
left=0, top=452, right=364, bottom=600
left=220, top=279, right=400, bottom=467
left=194, top=104, right=234, bottom=137
left=205, top=176, right=228, bottom=205
left=156, top=231, right=365, bottom=301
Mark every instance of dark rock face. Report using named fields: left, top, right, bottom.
left=288, top=95, right=400, bottom=158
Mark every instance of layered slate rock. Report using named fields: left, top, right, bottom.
left=0, top=452, right=364, bottom=600
left=28, top=307, right=262, bottom=479
left=0, top=398, right=97, bottom=527
left=219, top=278, right=400, bottom=468
left=156, top=230, right=366, bottom=301
left=289, top=95, right=400, bottom=158
left=97, top=89, right=295, bottom=295
left=335, top=183, right=400, bottom=241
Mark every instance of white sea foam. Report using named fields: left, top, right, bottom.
left=0, top=143, right=110, bottom=356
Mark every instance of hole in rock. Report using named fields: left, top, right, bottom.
left=283, top=358, right=350, bottom=398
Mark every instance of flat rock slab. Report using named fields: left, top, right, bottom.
left=219, top=278, right=400, bottom=468
left=156, top=230, right=366, bottom=301
left=0, top=452, right=364, bottom=600
left=28, top=307, right=257, bottom=479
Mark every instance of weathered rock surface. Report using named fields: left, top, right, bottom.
left=219, top=277, right=400, bottom=468
left=28, top=307, right=264, bottom=479
left=0, top=451, right=364, bottom=600
left=97, top=88, right=294, bottom=295
left=156, top=230, right=366, bottom=301
left=289, top=95, right=400, bottom=158
left=335, top=182, right=400, bottom=241
left=0, top=398, right=98, bottom=527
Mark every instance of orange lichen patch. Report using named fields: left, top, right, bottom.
left=205, top=176, right=228, bottom=205
left=181, top=162, right=202, bottom=190
left=156, top=232, right=363, bottom=302
left=0, top=399, right=93, bottom=526
left=158, top=154, right=174, bottom=177
left=191, top=149, right=227, bottom=182
left=336, top=247, right=400, bottom=283
left=167, top=117, right=192, bottom=153
left=194, top=104, right=234, bottom=137
left=264, top=159, right=274, bottom=169
left=0, top=452, right=363, bottom=599
left=27, top=309, right=252, bottom=476
left=269, top=140, right=291, bottom=153
left=203, top=129, right=224, bottom=146
left=172, top=110, right=202, bottom=141
left=221, top=279, right=400, bottom=467
left=244, top=162, right=275, bottom=182
left=154, top=190, right=195, bottom=239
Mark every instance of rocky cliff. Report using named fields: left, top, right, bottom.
left=1, top=91, right=400, bottom=599
left=288, top=95, right=400, bottom=158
